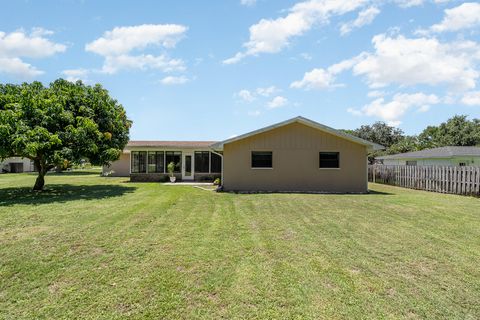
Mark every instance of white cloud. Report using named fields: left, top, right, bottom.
left=327, top=55, right=365, bottom=74
left=290, top=55, right=363, bottom=90
left=86, top=24, right=187, bottom=74
left=340, top=6, right=380, bottom=35
left=0, top=57, right=43, bottom=78
left=395, top=0, right=452, bottom=7
left=352, top=34, right=480, bottom=91
left=30, top=27, right=54, bottom=37
left=394, top=0, right=424, bottom=8
left=348, top=92, right=440, bottom=125
left=223, top=0, right=367, bottom=64
left=237, top=89, right=256, bottom=102
left=160, top=75, right=189, bottom=85
left=0, top=29, right=66, bottom=58
left=293, top=33, right=480, bottom=93
left=267, top=95, right=288, bottom=108
left=102, top=54, right=185, bottom=74
left=429, top=2, right=480, bottom=33
left=256, top=85, right=279, bottom=97
left=85, top=24, right=187, bottom=56
left=0, top=28, right=66, bottom=79
left=290, top=68, right=338, bottom=89
left=62, top=68, right=89, bottom=82
left=236, top=86, right=279, bottom=102
left=240, top=0, right=256, bottom=6
left=461, top=91, right=480, bottom=106
left=222, top=52, right=246, bottom=65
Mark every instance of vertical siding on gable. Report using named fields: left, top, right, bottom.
left=222, top=122, right=368, bottom=192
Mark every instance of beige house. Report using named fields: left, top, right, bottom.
left=104, top=117, right=383, bottom=192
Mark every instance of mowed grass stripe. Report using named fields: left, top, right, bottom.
left=0, top=172, right=479, bottom=319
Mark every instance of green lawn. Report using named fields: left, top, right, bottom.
left=1, top=172, right=479, bottom=319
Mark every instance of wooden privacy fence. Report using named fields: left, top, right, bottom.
left=368, top=165, right=480, bottom=196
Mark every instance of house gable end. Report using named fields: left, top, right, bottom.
left=212, top=116, right=383, bottom=151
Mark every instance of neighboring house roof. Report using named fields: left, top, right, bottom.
left=377, top=146, right=480, bottom=160
left=127, top=141, right=218, bottom=148
left=211, top=116, right=384, bottom=151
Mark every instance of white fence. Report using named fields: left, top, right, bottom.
left=368, top=165, right=480, bottom=196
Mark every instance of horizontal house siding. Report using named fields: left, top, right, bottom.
left=222, top=122, right=368, bottom=192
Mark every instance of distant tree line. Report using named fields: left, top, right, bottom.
left=343, top=115, right=480, bottom=163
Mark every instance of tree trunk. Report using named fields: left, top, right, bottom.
left=33, top=159, right=46, bottom=191
left=33, top=171, right=45, bottom=191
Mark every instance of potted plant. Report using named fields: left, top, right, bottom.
left=167, top=161, right=176, bottom=183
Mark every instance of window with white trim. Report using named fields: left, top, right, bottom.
left=319, top=152, right=339, bottom=168
left=251, top=151, right=272, bottom=168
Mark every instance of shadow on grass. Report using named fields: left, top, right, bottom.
left=17, top=171, right=101, bottom=177
left=0, top=184, right=136, bottom=206
left=46, top=170, right=102, bottom=176
left=367, top=190, right=393, bottom=195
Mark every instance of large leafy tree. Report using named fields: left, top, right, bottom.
left=346, top=116, right=480, bottom=163
left=418, top=115, right=480, bottom=148
left=348, top=122, right=404, bottom=163
left=0, top=79, right=131, bottom=190
left=387, top=136, right=420, bottom=154
left=352, top=122, right=404, bottom=148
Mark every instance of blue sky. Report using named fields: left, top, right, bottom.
left=1, top=0, right=480, bottom=140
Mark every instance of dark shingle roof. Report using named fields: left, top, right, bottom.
left=127, top=141, right=218, bottom=148
left=377, top=146, right=480, bottom=160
